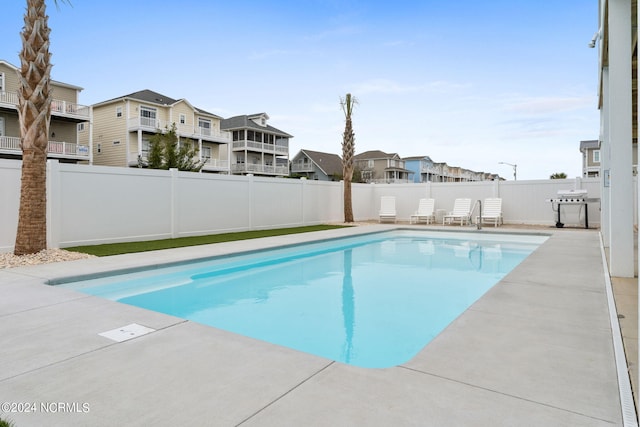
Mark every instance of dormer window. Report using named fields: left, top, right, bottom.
left=261, top=117, right=266, bottom=126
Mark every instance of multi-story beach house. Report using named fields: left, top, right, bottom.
left=354, top=150, right=413, bottom=183
left=404, top=155, right=497, bottom=182
left=221, top=113, right=292, bottom=177
left=290, top=149, right=343, bottom=181
left=579, top=139, right=601, bottom=178
left=86, top=90, right=230, bottom=173
left=403, top=155, right=442, bottom=182
left=0, top=59, right=90, bottom=163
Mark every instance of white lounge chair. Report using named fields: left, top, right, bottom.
left=443, top=198, right=472, bottom=225
left=477, top=198, right=503, bottom=227
left=379, top=196, right=396, bottom=223
left=410, top=198, right=435, bottom=224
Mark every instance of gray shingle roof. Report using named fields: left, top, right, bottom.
left=354, top=150, right=400, bottom=160
left=94, top=89, right=222, bottom=119
left=579, top=139, right=600, bottom=151
left=298, top=149, right=343, bottom=177
left=221, top=114, right=293, bottom=138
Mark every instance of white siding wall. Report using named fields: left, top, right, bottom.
left=0, top=159, right=608, bottom=252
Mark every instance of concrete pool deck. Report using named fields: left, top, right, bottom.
left=0, top=225, right=633, bottom=426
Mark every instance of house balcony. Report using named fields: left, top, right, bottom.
left=231, top=163, right=289, bottom=175
left=291, top=162, right=314, bottom=173
left=127, top=117, right=231, bottom=143
left=0, top=91, right=90, bottom=122
left=421, top=165, right=442, bottom=174
left=0, top=135, right=90, bottom=160
left=202, top=158, right=229, bottom=172
left=371, top=178, right=412, bottom=184
left=232, top=140, right=288, bottom=155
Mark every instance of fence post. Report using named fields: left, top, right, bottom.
left=46, top=159, right=61, bottom=249
left=247, top=174, right=254, bottom=230
left=300, top=177, right=307, bottom=225
left=170, top=168, right=178, bottom=239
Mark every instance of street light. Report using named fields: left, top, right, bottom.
left=498, top=161, right=517, bottom=181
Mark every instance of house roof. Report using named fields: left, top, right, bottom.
left=298, top=149, right=343, bottom=177
left=93, top=89, right=222, bottom=119
left=221, top=114, right=293, bottom=138
left=354, top=150, right=400, bottom=160
left=403, top=155, right=434, bottom=162
left=0, top=59, right=84, bottom=91
left=579, top=139, right=600, bottom=152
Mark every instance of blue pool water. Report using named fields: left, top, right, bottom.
left=60, top=230, right=547, bottom=368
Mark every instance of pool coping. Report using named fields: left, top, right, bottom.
left=0, top=224, right=633, bottom=426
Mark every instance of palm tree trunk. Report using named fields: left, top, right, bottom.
left=14, top=0, right=52, bottom=255
left=341, top=94, right=356, bottom=223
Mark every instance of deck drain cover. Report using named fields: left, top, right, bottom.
left=99, top=323, right=155, bottom=342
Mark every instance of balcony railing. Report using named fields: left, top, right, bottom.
left=202, top=158, right=229, bottom=171
left=231, top=163, right=289, bottom=175
left=291, top=162, right=314, bottom=173
left=370, top=178, right=412, bottom=184
left=127, top=118, right=231, bottom=143
left=232, top=140, right=289, bottom=154
left=0, top=91, right=89, bottom=120
left=0, top=135, right=90, bottom=159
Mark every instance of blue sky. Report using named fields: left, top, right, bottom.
left=1, top=1, right=599, bottom=179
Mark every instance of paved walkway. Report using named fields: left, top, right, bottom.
left=0, top=225, right=630, bottom=426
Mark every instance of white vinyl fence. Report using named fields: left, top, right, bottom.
left=0, top=159, right=602, bottom=252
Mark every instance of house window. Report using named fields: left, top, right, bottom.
left=180, top=114, right=186, bottom=124
left=367, top=160, right=374, bottom=168
left=233, top=130, right=244, bottom=141
left=0, top=73, right=4, bottom=92
left=116, top=106, right=123, bottom=118
left=96, top=143, right=101, bottom=154
left=593, top=150, right=600, bottom=163
left=265, top=134, right=274, bottom=144
left=202, top=146, right=211, bottom=160
left=77, top=123, right=85, bottom=132
left=198, top=118, right=211, bottom=136
left=0, top=117, right=4, bottom=136
left=247, top=131, right=262, bottom=142
left=140, top=106, right=157, bottom=127
left=142, top=138, right=151, bottom=157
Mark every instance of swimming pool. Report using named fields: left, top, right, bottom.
left=60, top=230, right=548, bottom=368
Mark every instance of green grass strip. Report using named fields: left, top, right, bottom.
left=65, top=225, right=350, bottom=257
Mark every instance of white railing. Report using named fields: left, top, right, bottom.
left=232, top=140, right=289, bottom=154
left=231, top=163, right=289, bottom=175
left=0, top=91, right=19, bottom=105
left=50, top=100, right=90, bottom=119
left=175, top=124, right=231, bottom=142
left=128, top=119, right=232, bottom=143
left=202, top=158, right=229, bottom=170
left=128, top=117, right=164, bottom=131
left=291, top=163, right=314, bottom=172
left=0, top=136, right=89, bottom=158
left=0, top=92, right=89, bottom=120
left=371, top=178, right=412, bottom=184
left=47, top=141, right=89, bottom=157
left=0, top=136, right=21, bottom=151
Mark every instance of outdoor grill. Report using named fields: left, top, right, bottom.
left=546, top=189, right=598, bottom=228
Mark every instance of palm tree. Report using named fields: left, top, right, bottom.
left=14, top=0, right=62, bottom=255
left=550, top=172, right=567, bottom=179
left=340, top=93, right=357, bottom=223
